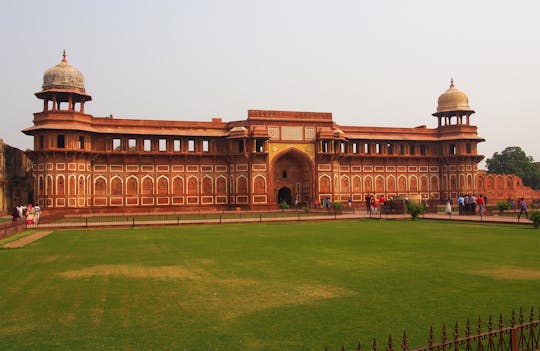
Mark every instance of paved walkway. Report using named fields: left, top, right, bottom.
left=26, top=211, right=533, bottom=230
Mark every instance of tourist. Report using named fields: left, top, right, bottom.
left=477, top=195, right=485, bottom=216
left=365, top=194, right=371, bottom=213
left=16, top=204, right=24, bottom=221
left=464, top=195, right=470, bottom=215
left=12, top=207, right=20, bottom=223
left=34, top=204, right=41, bottom=224
left=379, top=195, right=386, bottom=213
left=470, top=194, right=477, bottom=215
left=517, top=198, right=528, bottom=220
left=445, top=198, right=452, bottom=215
left=348, top=196, right=352, bottom=207
left=25, top=204, right=34, bottom=224
left=457, top=194, right=464, bottom=214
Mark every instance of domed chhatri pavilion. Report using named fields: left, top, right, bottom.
left=24, top=53, right=495, bottom=213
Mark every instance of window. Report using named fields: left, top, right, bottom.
left=39, top=136, right=44, bottom=149
left=364, top=143, right=370, bottom=154
left=466, top=143, right=472, bottom=154
left=237, top=140, right=244, bottom=153
left=144, top=139, right=151, bottom=152
left=376, top=144, right=382, bottom=154
left=387, top=143, right=393, bottom=155
left=57, top=135, right=65, bottom=148
left=173, top=139, right=181, bottom=152
left=128, top=139, right=136, bottom=151
left=352, top=143, right=358, bottom=154
left=322, top=141, right=329, bottom=153
left=113, top=138, right=121, bottom=151
left=420, top=144, right=427, bottom=155
left=255, top=139, right=264, bottom=152
left=78, top=136, right=85, bottom=149
left=159, top=139, right=167, bottom=152
left=398, top=144, right=405, bottom=155
left=340, top=143, right=345, bottom=153
left=202, top=140, right=209, bottom=152
left=188, top=139, right=195, bottom=152
left=449, top=144, right=456, bottom=155
left=409, top=144, right=416, bottom=155
left=282, top=170, right=288, bottom=179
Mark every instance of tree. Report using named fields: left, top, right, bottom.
left=486, top=146, right=540, bottom=189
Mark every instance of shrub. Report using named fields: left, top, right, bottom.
left=332, top=202, right=344, bottom=210
left=530, top=210, right=540, bottom=228
left=496, top=201, right=511, bottom=214
left=279, top=201, right=290, bottom=210
left=407, top=202, right=425, bottom=220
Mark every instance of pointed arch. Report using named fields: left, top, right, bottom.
left=319, top=174, right=331, bottom=193
left=141, top=175, right=154, bottom=195
left=341, top=175, right=350, bottom=193
left=56, top=175, right=65, bottom=196
left=375, top=175, right=385, bottom=193
left=157, top=175, right=169, bottom=195
left=78, top=175, right=85, bottom=195
left=387, top=175, right=396, bottom=193
left=430, top=175, right=439, bottom=191
left=237, top=175, right=248, bottom=194
left=398, top=175, right=407, bottom=192
left=202, top=176, right=213, bottom=195
left=94, top=176, right=107, bottom=196
left=364, top=176, right=373, bottom=193
left=216, top=175, right=227, bottom=195
left=187, top=176, right=199, bottom=194
left=68, top=175, right=76, bottom=195
left=46, top=175, right=53, bottom=195
left=409, top=175, right=418, bottom=192
left=352, top=175, right=362, bottom=193
left=253, top=175, right=266, bottom=194
left=420, top=176, right=428, bottom=192
left=126, top=175, right=139, bottom=195
left=111, top=176, right=123, bottom=196
left=38, top=175, right=44, bottom=196
left=449, top=174, right=457, bottom=191
left=172, top=176, right=184, bottom=195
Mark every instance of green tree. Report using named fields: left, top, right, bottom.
left=486, top=146, right=540, bottom=189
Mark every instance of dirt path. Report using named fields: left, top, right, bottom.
left=1, top=231, right=53, bottom=248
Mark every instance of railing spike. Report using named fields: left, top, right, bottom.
left=373, top=338, right=378, bottom=351
left=530, top=306, right=535, bottom=322
left=429, top=325, right=434, bottom=346
left=387, top=334, right=393, bottom=351
left=466, top=318, right=471, bottom=337
left=358, top=342, right=363, bottom=351
left=401, top=331, right=408, bottom=351
left=477, top=316, right=482, bottom=334
left=454, top=321, right=459, bottom=340
left=499, top=313, right=504, bottom=329
left=519, top=307, right=524, bottom=324
left=511, top=308, right=515, bottom=327
left=488, top=315, right=493, bottom=332
left=442, top=323, right=447, bottom=343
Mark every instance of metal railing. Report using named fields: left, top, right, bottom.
left=328, top=308, right=539, bottom=351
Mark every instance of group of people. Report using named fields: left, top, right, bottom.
left=364, top=194, right=387, bottom=214
left=11, top=203, right=40, bottom=224
left=456, top=194, right=487, bottom=215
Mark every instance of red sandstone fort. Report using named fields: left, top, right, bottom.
left=19, top=53, right=538, bottom=214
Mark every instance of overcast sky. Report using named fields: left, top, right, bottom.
left=2, top=0, right=539, bottom=167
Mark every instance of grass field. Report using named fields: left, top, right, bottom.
left=0, top=220, right=538, bottom=351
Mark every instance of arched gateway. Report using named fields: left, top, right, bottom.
left=272, top=148, right=313, bottom=206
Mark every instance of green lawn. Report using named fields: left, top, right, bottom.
left=0, top=220, right=538, bottom=351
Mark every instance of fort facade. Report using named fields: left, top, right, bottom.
left=22, top=53, right=535, bottom=214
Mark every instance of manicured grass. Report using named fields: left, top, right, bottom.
left=0, top=220, right=538, bottom=351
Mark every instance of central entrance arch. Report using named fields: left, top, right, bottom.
left=272, top=148, right=313, bottom=206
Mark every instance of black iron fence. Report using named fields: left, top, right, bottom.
left=0, top=221, right=27, bottom=239
left=328, top=308, right=539, bottom=351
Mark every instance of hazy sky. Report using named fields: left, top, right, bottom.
left=2, top=0, right=539, bottom=167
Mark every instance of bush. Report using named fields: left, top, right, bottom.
left=496, top=201, right=511, bottom=214
left=407, top=202, right=425, bottom=220
left=279, top=201, right=290, bottom=210
left=332, top=202, right=344, bottom=210
left=530, top=211, right=540, bottom=228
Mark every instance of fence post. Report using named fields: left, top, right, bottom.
left=510, top=327, right=518, bottom=351
left=132, top=217, right=135, bottom=227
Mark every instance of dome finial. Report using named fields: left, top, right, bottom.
left=450, top=77, right=454, bottom=88
left=61, top=50, right=67, bottom=63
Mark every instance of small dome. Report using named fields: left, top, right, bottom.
left=42, top=51, right=86, bottom=93
left=436, top=79, right=473, bottom=113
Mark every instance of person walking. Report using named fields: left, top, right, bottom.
left=518, top=198, right=528, bottom=220
left=477, top=195, right=485, bottom=216
left=445, top=198, right=452, bottom=215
